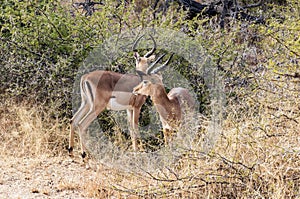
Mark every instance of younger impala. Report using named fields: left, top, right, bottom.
left=133, top=79, right=195, bottom=144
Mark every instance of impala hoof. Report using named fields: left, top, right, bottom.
left=67, top=147, right=74, bottom=157
left=67, top=147, right=73, bottom=153
left=81, top=152, right=87, bottom=159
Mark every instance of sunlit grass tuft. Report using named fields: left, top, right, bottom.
left=0, top=102, right=69, bottom=157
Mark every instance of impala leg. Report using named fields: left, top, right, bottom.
left=127, top=110, right=137, bottom=151
left=69, top=124, right=75, bottom=156
left=133, top=108, right=142, bottom=151
left=77, top=111, right=97, bottom=159
left=69, top=96, right=89, bottom=156
left=77, top=104, right=105, bottom=159
left=127, top=108, right=142, bottom=151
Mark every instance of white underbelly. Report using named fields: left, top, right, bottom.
left=107, top=98, right=132, bottom=110
left=106, top=92, right=133, bottom=111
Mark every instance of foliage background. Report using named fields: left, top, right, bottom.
left=0, top=0, right=299, bottom=197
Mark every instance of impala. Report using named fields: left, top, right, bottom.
left=133, top=79, right=195, bottom=145
left=132, top=35, right=156, bottom=73
left=69, top=35, right=173, bottom=158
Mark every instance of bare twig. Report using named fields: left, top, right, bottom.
left=73, top=0, right=104, bottom=16
left=273, top=71, right=300, bottom=79
left=242, top=0, right=263, bottom=9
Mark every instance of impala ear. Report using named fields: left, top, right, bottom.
left=147, top=55, right=156, bottom=62
left=134, top=52, right=140, bottom=60
left=156, top=74, right=163, bottom=82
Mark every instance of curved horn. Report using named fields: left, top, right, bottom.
left=132, top=34, right=145, bottom=52
left=144, top=35, right=156, bottom=58
left=146, top=53, right=166, bottom=74
left=150, top=53, right=174, bottom=74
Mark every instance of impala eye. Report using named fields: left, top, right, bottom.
left=142, top=80, right=148, bottom=85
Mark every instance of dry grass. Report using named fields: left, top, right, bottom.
left=0, top=67, right=299, bottom=198
left=87, top=66, right=298, bottom=198
left=0, top=102, right=69, bottom=157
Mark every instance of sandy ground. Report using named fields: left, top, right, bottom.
left=0, top=155, right=105, bottom=199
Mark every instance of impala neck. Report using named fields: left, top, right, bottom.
left=150, top=84, right=170, bottom=105
left=150, top=84, right=180, bottom=120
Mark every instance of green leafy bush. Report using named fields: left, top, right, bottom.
left=0, top=0, right=119, bottom=118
